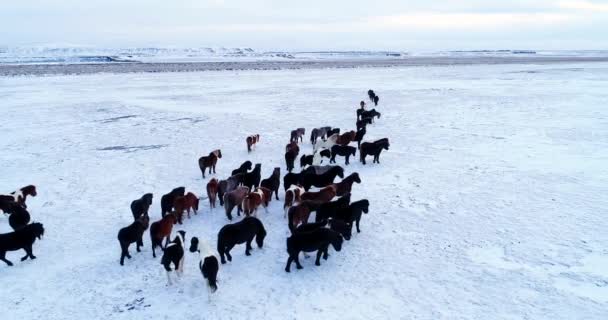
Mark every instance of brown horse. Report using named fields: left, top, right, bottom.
left=290, top=128, right=306, bottom=144
left=285, top=141, right=300, bottom=154
left=198, top=150, right=222, bottom=179
left=284, top=185, right=305, bottom=218
left=174, top=192, right=199, bottom=220
left=206, top=178, right=219, bottom=209
left=246, top=134, right=260, bottom=153
left=150, top=213, right=177, bottom=258
left=242, top=187, right=270, bottom=216
left=0, top=185, right=37, bottom=209
left=300, top=186, right=336, bottom=203
left=287, top=200, right=324, bottom=233
left=224, top=186, right=249, bottom=220
left=331, top=173, right=362, bottom=196
left=336, top=131, right=356, bottom=146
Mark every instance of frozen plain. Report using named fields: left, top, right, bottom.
left=0, top=61, right=607, bottom=319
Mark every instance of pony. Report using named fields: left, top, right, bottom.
left=260, top=167, right=281, bottom=200
left=117, top=214, right=149, bottom=265
left=310, top=126, right=333, bottom=145
left=313, top=133, right=338, bottom=153
left=174, top=192, right=199, bottom=220
left=287, top=200, right=324, bottom=233
left=336, top=199, right=370, bottom=233
left=300, top=150, right=331, bottom=168
left=361, top=109, right=381, bottom=122
left=283, top=172, right=303, bottom=191
left=218, top=174, right=244, bottom=207
left=231, top=161, right=253, bottom=176
left=354, top=127, right=366, bottom=149
left=331, top=173, right=361, bottom=196
left=296, top=219, right=352, bottom=241
left=0, top=222, right=44, bottom=266
left=242, top=188, right=270, bottom=216
left=290, top=128, right=306, bottom=143
left=327, top=128, right=340, bottom=138
left=285, top=228, right=343, bottom=272
left=285, top=149, right=298, bottom=173
left=360, top=138, right=390, bottom=165
left=189, top=237, right=219, bottom=296
left=206, top=178, right=219, bottom=209
left=150, top=213, right=177, bottom=258
left=368, top=89, right=376, bottom=102
left=217, top=216, right=267, bottom=264
left=300, top=166, right=344, bottom=191
left=1, top=185, right=37, bottom=209
left=300, top=186, right=337, bottom=203
left=246, top=134, right=260, bottom=153
left=8, top=205, right=31, bottom=230
left=0, top=199, right=20, bottom=215
left=285, top=141, right=300, bottom=154
left=284, top=184, right=305, bottom=218
left=356, top=117, right=372, bottom=131
left=161, top=230, right=186, bottom=285
left=130, top=193, right=153, bottom=220
left=223, top=186, right=249, bottom=220
left=302, top=165, right=340, bottom=175
left=315, top=193, right=351, bottom=223
left=160, top=187, right=185, bottom=217
left=198, top=150, right=222, bottom=178
left=242, top=163, right=262, bottom=190
left=330, top=145, right=356, bottom=165
left=373, top=95, right=379, bottom=106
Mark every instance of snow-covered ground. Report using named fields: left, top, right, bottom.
left=1, top=62, right=607, bottom=319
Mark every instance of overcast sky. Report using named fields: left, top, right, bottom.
left=1, top=0, right=607, bottom=50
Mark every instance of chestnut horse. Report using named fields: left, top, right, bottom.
left=284, top=184, right=305, bottom=218
left=300, top=186, right=336, bottom=203
left=150, top=213, right=177, bottom=258
left=336, top=131, right=356, bottom=146
left=206, top=178, right=219, bottom=209
left=290, top=128, right=306, bottom=144
left=331, top=173, right=361, bottom=196
left=285, top=141, right=300, bottom=154
left=198, top=150, right=222, bottom=179
left=246, top=134, right=260, bottom=153
left=223, top=186, right=249, bottom=220
left=174, top=192, right=199, bottom=221
left=0, top=185, right=37, bottom=209
left=287, top=200, right=324, bottom=233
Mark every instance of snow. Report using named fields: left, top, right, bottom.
left=1, top=61, right=608, bottom=319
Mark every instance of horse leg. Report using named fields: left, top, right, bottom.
left=245, top=239, right=253, bottom=256
left=213, top=164, right=216, bottom=174
left=0, top=251, right=13, bottom=266
left=202, top=167, right=206, bottom=179
left=345, top=155, right=350, bottom=165
left=356, top=217, right=362, bottom=233
left=315, top=250, right=323, bottom=266
left=21, top=244, right=35, bottom=261
left=285, top=255, right=294, bottom=272
left=136, top=237, right=143, bottom=252
left=164, top=235, right=170, bottom=248
left=294, top=253, right=303, bottom=269
left=225, top=244, right=234, bottom=262
left=323, top=246, right=330, bottom=260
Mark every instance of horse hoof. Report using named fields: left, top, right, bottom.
left=285, top=269, right=290, bottom=273
left=297, top=265, right=303, bottom=269
left=315, top=262, right=321, bottom=266
left=7, top=262, right=13, bottom=266
left=246, top=252, right=251, bottom=256
left=21, top=257, right=27, bottom=261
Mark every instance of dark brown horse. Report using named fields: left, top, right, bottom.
left=174, top=192, right=199, bottom=221
left=300, top=186, right=336, bottom=203
left=246, top=134, right=260, bottom=152
left=284, top=185, right=305, bottom=218
left=336, top=131, right=356, bottom=146
left=285, top=141, right=300, bottom=154
left=287, top=200, right=324, bottom=233
left=198, top=150, right=222, bottom=178
left=224, top=186, right=249, bottom=220
left=242, top=187, right=270, bottom=216
left=331, top=173, right=361, bottom=196
left=260, top=167, right=281, bottom=200
left=150, top=213, right=177, bottom=258
left=290, top=128, right=306, bottom=144
left=206, top=178, right=219, bottom=209
left=360, top=138, right=390, bottom=165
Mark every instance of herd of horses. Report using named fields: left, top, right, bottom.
left=0, top=89, right=390, bottom=299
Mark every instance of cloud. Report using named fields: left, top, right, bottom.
left=558, top=0, right=608, bottom=12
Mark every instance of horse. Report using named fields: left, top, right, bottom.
left=206, top=178, right=219, bottom=209
left=302, top=165, right=340, bottom=175
left=246, top=134, right=260, bottom=153
left=0, top=222, right=44, bottom=266
left=313, top=133, right=338, bottom=153
left=354, top=127, right=366, bottom=149
left=8, top=205, right=31, bottom=230
left=373, top=95, right=379, bottom=106
left=296, top=219, right=352, bottom=241
left=283, top=184, right=304, bottom=217
left=260, top=167, right=281, bottom=200
left=285, top=141, right=300, bottom=154
left=310, top=126, right=332, bottom=145
left=1, top=185, right=37, bottom=209
left=174, top=192, right=199, bottom=221
left=287, top=200, right=324, bottom=233
left=315, top=193, right=351, bottom=223
left=300, top=186, right=337, bottom=203
left=130, top=193, right=153, bottom=220
left=161, top=187, right=185, bottom=217
left=368, top=89, right=376, bottom=102
left=300, top=166, right=344, bottom=191
left=327, top=128, right=340, bottom=138
left=117, top=214, right=149, bottom=265
left=290, top=128, right=306, bottom=144
left=0, top=199, right=20, bottom=215
left=300, top=150, right=331, bottom=168
left=330, top=145, right=356, bottom=165
left=360, top=138, right=390, bottom=165
left=150, top=213, right=177, bottom=258
left=356, top=117, right=372, bottom=131
left=217, top=216, right=267, bottom=264
left=336, top=199, right=370, bottom=233
left=242, top=188, right=270, bottom=216
left=331, top=173, right=361, bottom=196
left=198, top=150, right=222, bottom=179
left=361, top=109, right=381, bottom=122
left=189, top=237, right=219, bottom=296
left=218, top=174, right=244, bottom=206
left=285, top=149, right=298, bottom=173
left=242, top=163, right=262, bottom=190
left=285, top=228, right=343, bottom=272
left=231, top=161, right=253, bottom=176
left=283, top=172, right=303, bottom=191
left=223, top=186, right=249, bottom=220
left=161, top=231, right=186, bottom=285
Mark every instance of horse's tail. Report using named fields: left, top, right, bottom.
left=217, top=232, right=224, bottom=258
left=287, top=208, right=295, bottom=234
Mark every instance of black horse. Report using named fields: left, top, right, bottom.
left=361, top=109, right=381, bottom=122
left=130, top=193, right=153, bottom=220
left=373, top=95, right=379, bottom=106
left=217, top=216, right=267, bottom=264
left=300, top=166, right=344, bottom=191
left=283, top=172, right=303, bottom=191
left=315, top=193, right=351, bottom=222
left=360, top=138, right=390, bottom=165
left=242, top=163, right=262, bottom=190
left=8, top=205, right=30, bottom=230
left=260, top=167, right=281, bottom=200
left=231, top=161, right=253, bottom=176
left=330, top=145, right=356, bottom=165
left=354, top=128, right=366, bottom=149
left=368, top=89, right=376, bottom=101
left=117, top=214, right=149, bottom=265
left=285, top=149, right=298, bottom=173
left=161, top=187, right=185, bottom=217
left=0, top=222, right=44, bottom=266
left=285, top=228, right=343, bottom=272
left=300, top=150, right=331, bottom=168
left=296, top=220, right=352, bottom=241
left=356, top=117, right=373, bottom=131
left=336, top=199, right=370, bottom=233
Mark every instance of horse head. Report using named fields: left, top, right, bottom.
left=336, top=166, right=345, bottom=179
left=189, top=236, right=200, bottom=253
left=143, top=193, right=153, bottom=205
left=331, top=232, right=344, bottom=251
left=256, top=225, right=267, bottom=248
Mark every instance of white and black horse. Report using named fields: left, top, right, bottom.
left=161, top=230, right=186, bottom=285
left=189, top=237, right=219, bottom=298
